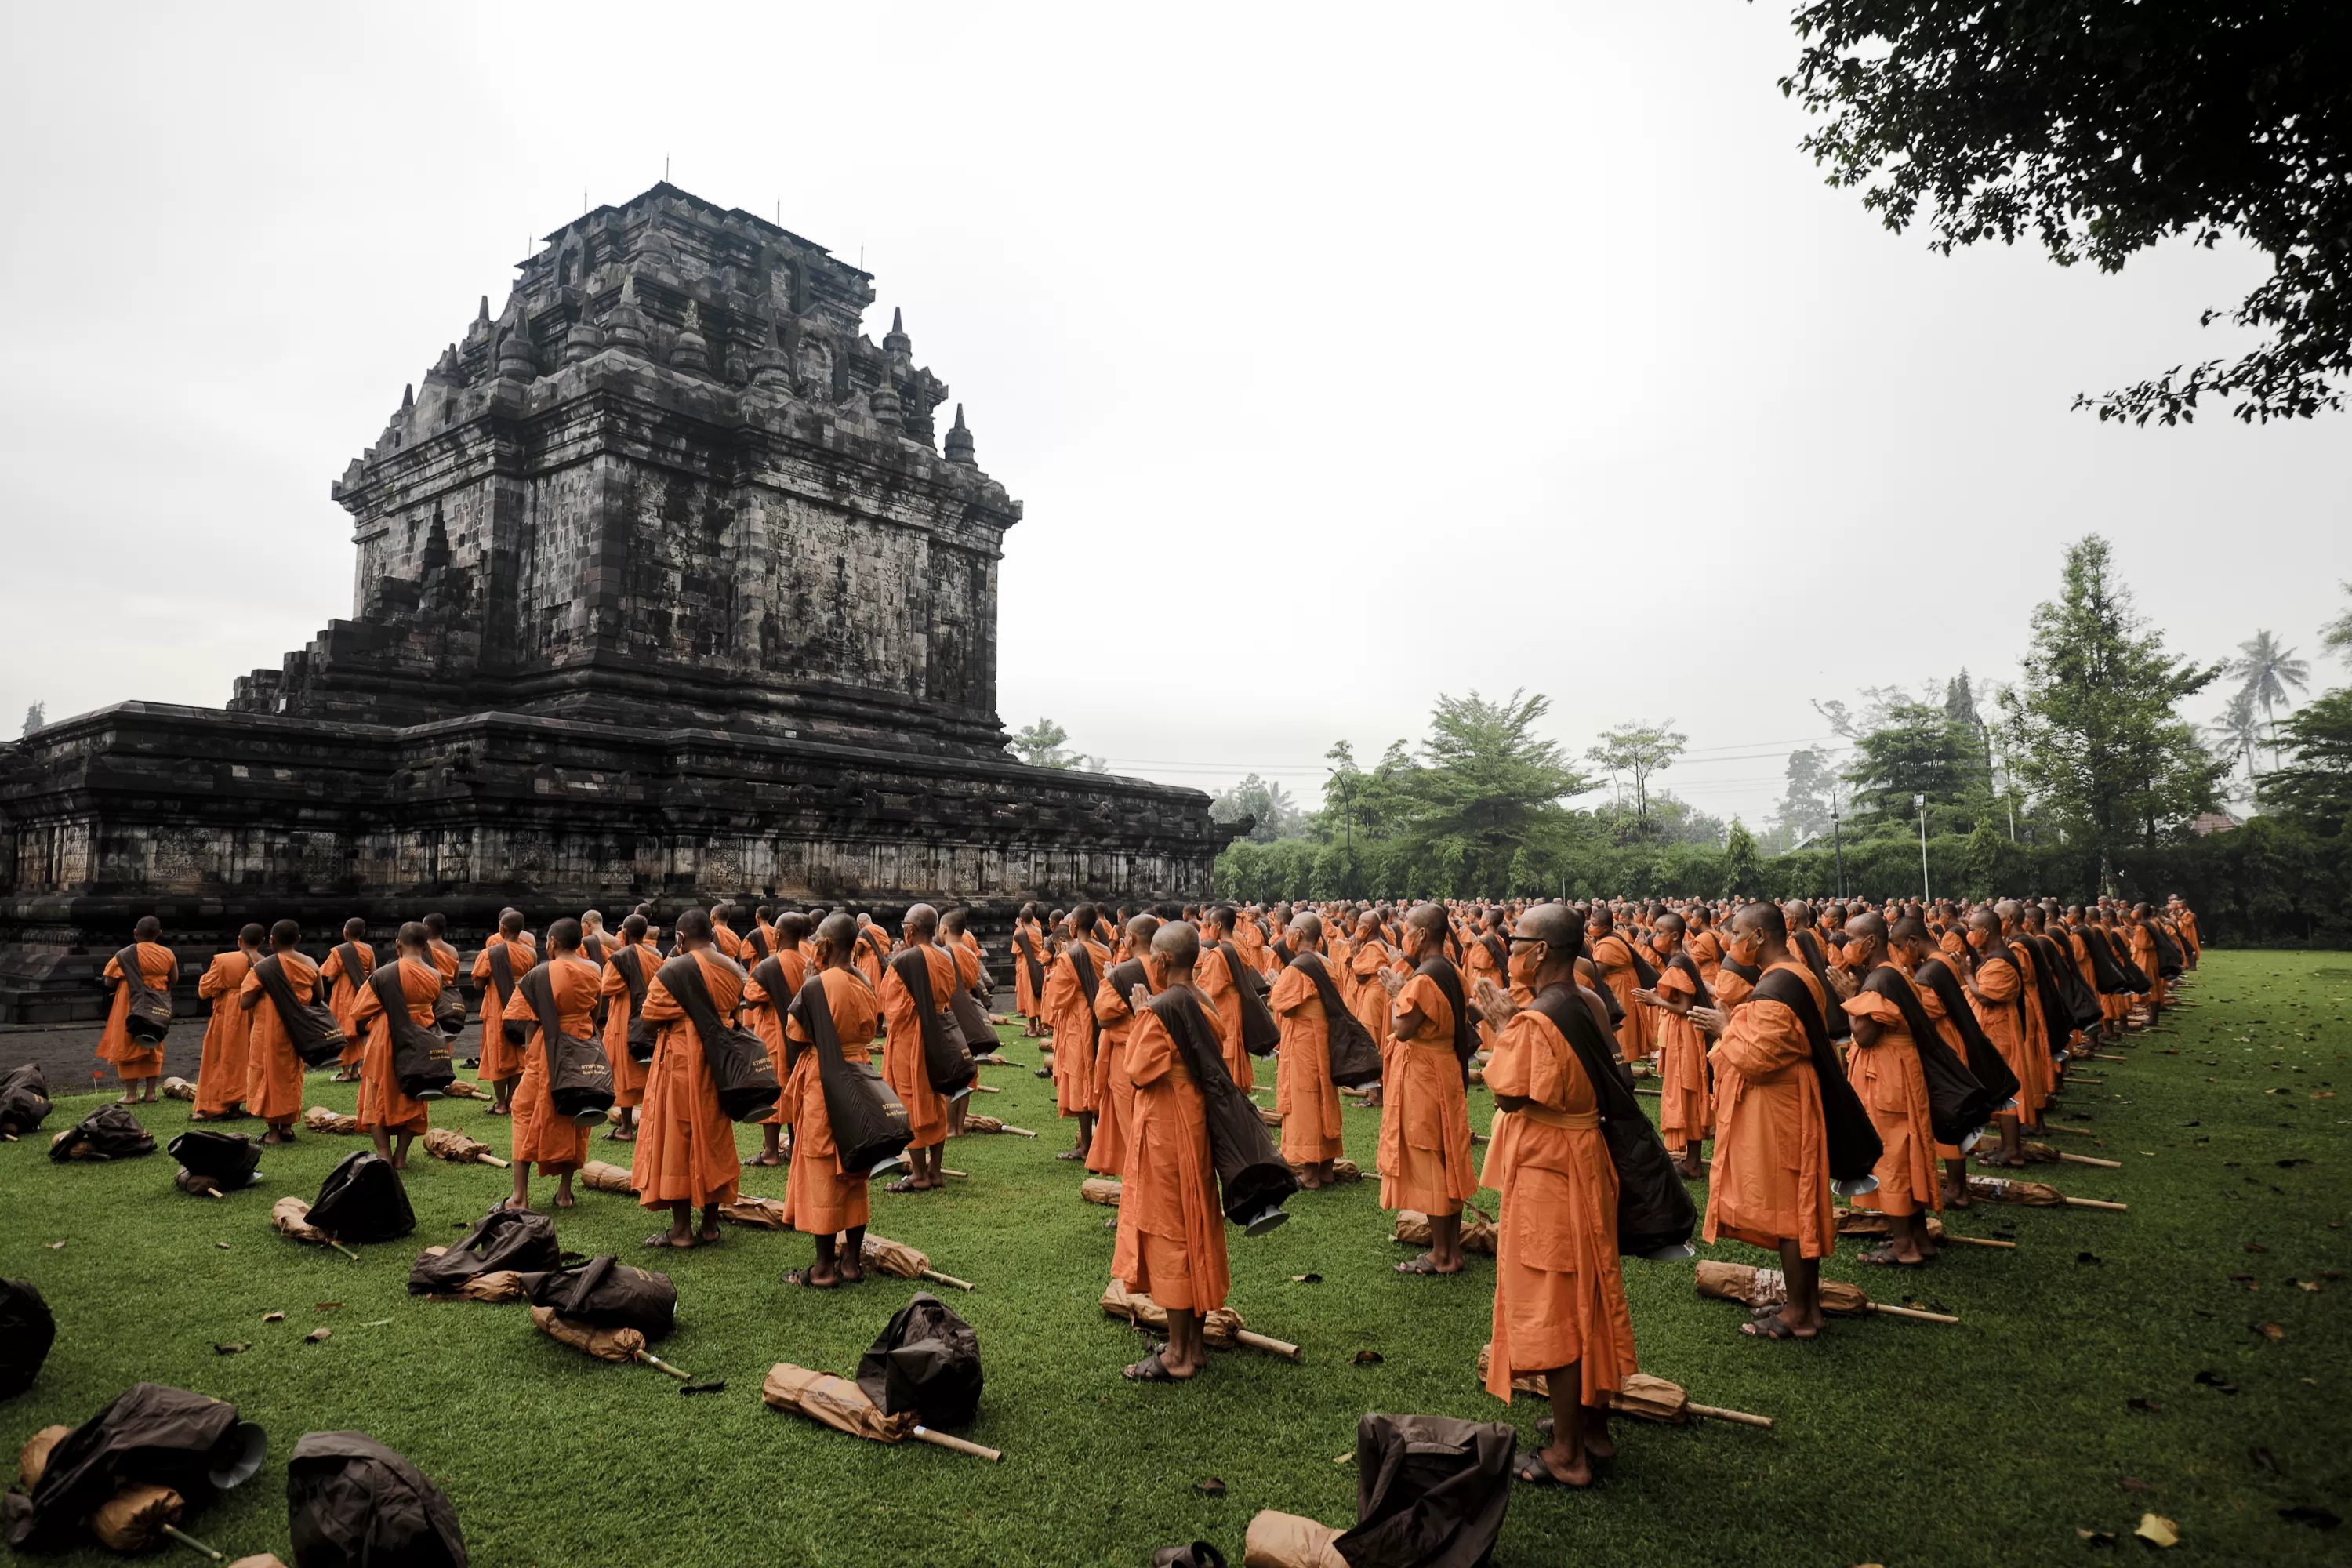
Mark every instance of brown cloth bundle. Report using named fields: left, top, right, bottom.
left=1392, top=1210, right=1497, bottom=1256
left=1693, top=1259, right=1956, bottom=1323
left=304, top=1106, right=360, bottom=1136
left=1834, top=1207, right=2016, bottom=1250
left=161, top=1077, right=197, bottom=1102
left=579, top=1160, right=633, bottom=1193
left=438, top=1079, right=488, bottom=1099
left=1286, top=1158, right=1362, bottom=1183
left=1099, top=1279, right=1298, bottom=1359
left=270, top=1198, right=326, bottom=1244
left=760, top=1363, right=1003, bottom=1461
left=530, top=1305, right=644, bottom=1363
left=172, top=1169, right=230, bottom=1200
left=1258, top=1106, right=1284, bottom=1128
left=88, top=1483, right=186, bottom=1552
left=859, top=1234, right=975, bottom=1292
left=1966, top=1174, right=2127, bottom=1210
left=720, top=1196, right=789, bottom=1229
left=18, top=1425, right=68, bottom=1488
left=1472, top=1346, right=1773, bottom=1428
left=1243, top=1510, right=1348, bottom=1568
left=958, top=1115, right=1038, bottom=1138
left=422, top=1127, right=508, bottom=1168
left=2013, top=1140, right=2125, bottom=1170
left=1080, top=1178, right=1122, bottom=1207
left=411, top=1249, right=527, bottom=1303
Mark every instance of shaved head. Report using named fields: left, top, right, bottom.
left=1512, top=902, right=1582, bottom=948
left=1152, top=920, right=1200, bottom=968
left=1846, top=910, right=1887, bottom=948
left=1127, top=913, right=1160, bottom=946
left=815, top=912, right=858, bottom=953
left=902, top=902, right=938, bottom=937
left=1733, top=902, right=1786, bottom=942
left=1294, top=912, right=1323, bottom=945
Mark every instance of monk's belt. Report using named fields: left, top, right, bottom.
left=1403, top=1033, right=1455, bottom=1052
left=1513, top=1104, right=1599, bottom=1131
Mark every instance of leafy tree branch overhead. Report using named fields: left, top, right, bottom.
left=1779, top=0, right=2352, bottom=424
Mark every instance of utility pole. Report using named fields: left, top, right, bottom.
left=1831, top=803, right=1846, bottom=900
left=1915, top=793, right=1930, bottom=902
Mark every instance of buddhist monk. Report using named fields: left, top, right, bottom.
left=1838, top=914, right=1940, bottom=1265
left=350, top=922, right=441, bottom=1168
left=1462, top=908, right=1508, bottom=1051
left=1112, top=921, right=1231, bottom=1383
left=879, top=902, right=962, bottom=1193
left=632, top=908, right=743, bottom=1248
left=776, top=912, right=883, bottom=1287
left=317, top=918, right=376, bottom=1082
left=1043, top=903, right=1109, bottom=1160
left=192, top=924, right=263, bottom=1121
left=1704, top=902, right=1837, bottom=1339
left=471, top=910, right=536, bottom=1116
left=1470, top=902, right=1637, bottom=1487
left=1090, top=913, right=1163, bottom=1181
left=1347, top=911, right=1394, bottom=1107
left=1192, top=906, right=1262, bottom=1093
left=739, top=911, right=811, bottom=1167
left=421, top=912, right=464, bottom=1057
left=1584, top=908, right=1647, bottom=1065
left=1011, top=902, right=1048, bottom=1037
left=96, top=916, right=176, bottom=1103
left=1632, top=913, right=1714, bottom=1179
left=1962, top=909, right=2042, bottom=1167
left=1269, top=913, right=1347, bottom=1186
left=239, top=920, right=318, bottom=1145
left=501, top=917, right=600, bottom=1210
left=599, top=913, right=657, bottom=1143
left=1377, top=904, right=1481, bottom=1276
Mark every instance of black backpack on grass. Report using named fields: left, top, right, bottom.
left=0, top=1279, right=55, bottom=1399
left=48, top=1104, right=155, bottom=1162
left=857, top=1291, right=983, bottom=1429
left=286, top=1430, right=466, bottom=1568
left=308, top=1151, right=414, bottom=1244
left=0, top=1063, right=52, bottom=1134
left=407, top=1206, right=562, bottom=1295
left=519, top=1256, right=675, bottom=1340
left=168, top=1129, right=263, bottom=1187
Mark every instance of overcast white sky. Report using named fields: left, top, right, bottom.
left=2, top=4, right=2342, bottom=829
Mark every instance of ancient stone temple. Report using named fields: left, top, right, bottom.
left=0, top=183, right=1225, bottom=1021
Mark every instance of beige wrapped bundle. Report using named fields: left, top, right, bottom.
left=1833, top=1207, right=2015, bottom=1250
left=1080, top=1178, right=1122, bottom=1207
left=88, top=1483, right=187, bottom=1552
left=440, top=1079, right=488, bottom=1099
left=423, top=1126, right=508, bottom=1167
left=270, top=1196, right=326, bottom=1243
left=1099, top=1279, right=1298, bottom=1359
left=304, top=1105, right=359, bottom=1136
left=1243, top=1511, right=1348, bottom=1568
left=19, top=1425, right=69, bottom=1487
left=531, top=1305, right=644, bottom=1363
left=760, top=1362, right=1004, bottom=1461
left=174, top=1167, right=230, bottom=1200
left=1693, top=1259, right=1955, bottom=1323
left=579, top=1160, right=633, bottom=1193
left=162, top=1076, right=197, bottom=1102
left=1391, top=1210, right=1497, bottom=1256
left=1258, top=1106, right=1283, bottom=1128
left=228, top=1558, right=294, bottom=1568
left=412, top=1247, right=526, bottom=1302
left=1287, top=1158, right=1360, bottom=1183
left=958, top=1114, right=1037, bottom=1137
left=860, top=1233, right=975, bottom=1291
left=1471, top=1346, right=1773, bottom=1427
left=1967, top=1174, right=2126, bottom=1210
left=720, top=1196, right=790, bottom=1229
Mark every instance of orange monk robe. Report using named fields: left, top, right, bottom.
left=1378, top=973, right=1479, bottom=1216
left=1703, top=962, right=1835, bottom=1258
left=852, top=929, right=891, bottom=996
left=1192, top=943, right=1257, bottom=1092
left=740, top=948, right=808, bottom=1131
left=1687, top=927, right=1724, bottom=988
left=239, top=951, right=320, bottom=1126
left=1588, top=934, right=1647, bottom=1064
left=350, top=957, right=441, bottom=1136
left=97, top=942, right=177, bottom=1082
left=2128, top=923, right=2162, bottom=1007
left=879, top=944, right=959, bottom=1151
left=470, top=938, right=536, bottom=1083
left=504, top=956, right=601, bottom=1175
left=1089, top=958, right=1165, bottom=1178
left=1650, top=964, right=1712, bottom=1156
left=1461, top=936, right=1504, bottom=1051
left=631, top=951, right=745, bottom=1210
left=192, top=949, right=253, bottom=1117
left=1269, top=963, right=1345, bottom=1165
left=2009, top=938, right=2058, bottom=1085
left=597, top=942, right=659, bottom=1109
left=1712, top=966, right=1756, bottom=1012
left=1232, top=917, right=1269, bottom=978
left=316, top=941, right=376, bottom=1069
left=1109, top=1003, right=1230, bottom=1314
left=711, top=923, right=749, bottom=964
left=428, top=939, right=461, bottom=985
left=1479, top=1005, right=1637, bottom=1406
left=1967, top=952, right=2048, bottom=1122
left=1011, top=922, right=1045, bottom=1018
left=1042, top=941, right=1109, bottom=1116
left=1346, top=939, right=1393, bottom=1068
left=775, top=966, right=881, bottom=1236
left=1915, top=982, right=1982, bottom=1163
left=1840, top=987, right=1940, bottom=1218
left=2176, top=908, right=2201, bottom=960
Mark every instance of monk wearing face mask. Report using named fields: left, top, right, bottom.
left=1377, top=905, right=1481, bottom=1277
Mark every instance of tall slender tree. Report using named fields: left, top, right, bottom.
left=2228, top=629, right=2310, bottom=768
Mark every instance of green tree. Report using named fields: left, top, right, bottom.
left=1585, top=720, right=1687, bottom=839
left=1723, top=818, right=1762, bottom=898
left=2205, top=688, right=2264, bottom=800
left=2322, top=583, right=2352, bottom=670
left=1842, top=703, right=1981, bottom=829
left=2266, top=688, right=2352, bottom=837
left=1011, top=717, right=1071, bottom=768
left=19, top=702, right=42, bottom=737
left=1780, top=0, right=2352, bottom=425
left=2000, top=535, right=2224, bottom=879
left=1400, top=691, right=1590, bottom=891
left=1210, top=774, right=1304, bottom=843
left=1772, top=745, right=1839, bottom=845
left=2227, top=629, right=2310, bottom=768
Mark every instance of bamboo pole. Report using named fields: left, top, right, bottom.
left=998, top=1125, right=1039, bottom=1138
left=636, top=1349, right=691, bottom=1380
left=968, top=1083, right=1000, bottom=1094
left=911, top=1425, right=1001, bottom=1462
left=201, top=1187, right=224, bottom=1200
left=1634, top=1087, right=1661, bottom=1098
left=2056, top=1152, right=2123, bottom=1169
left=1937, top=1233, right=2017, bottom=1250
left=1686, top=1403, right=1774, bottom=1430
left=1867, top=1302, right=1959, bottom=1324
left=2062, top=1196, right=2128, bottom=1211
left=2089, top=1053, right=2127, bottom=1062
left=938, top=1168, right=968, bottom=1180
left=161, top=1525, right=224, bottom=1561
left=327, top=1240, right=361, bottom=1262
left=477, top=1154, right=511, bottom=1168
left=1235, top=1330, right=1301, bottom=1361
left=2037, top=1124, right=2096, bottom=1138
left=921, top=1269, right=976, bottom=1292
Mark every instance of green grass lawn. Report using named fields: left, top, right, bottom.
left=3, top=949, right=2348, bottom=1566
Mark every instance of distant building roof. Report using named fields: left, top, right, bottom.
left=2192, top=811, right=2239, bottom=836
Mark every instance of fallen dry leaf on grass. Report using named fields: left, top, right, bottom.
left=261, top=1312, right=285, bottom=1323
left=1351, top=1350, right=1385, bottom=1366
left=2127, top=1397, right=2164, bottom=1413
left=2250, top=1446, right=2280, bottom=1475
left=2075, top=1527, right=2117, bottom=1546
left=1194, top=1478, right=1226, bottom=1497
left=2118, top=1477, right=2151, bottom=1492
left=2134, top=1513, right=2177, bottom=1548
left=2255, top=1323, right=2285, bottom=1341
left=214, top=1344, right=249, bottom=1356
left=1290, top=1273, right=1322, bottom=1284
left=304, top=1328, right=330, bottom=1344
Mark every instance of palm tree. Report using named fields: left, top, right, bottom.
left=2229, top=630, right=2310, bottom=770
left=2206, top=688, right=2263, bottom=799
left=2322, top=582, right=2352, bottom=670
